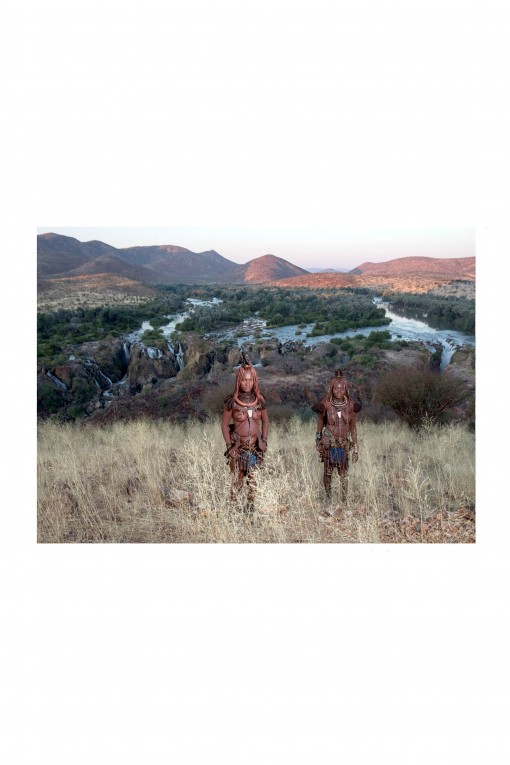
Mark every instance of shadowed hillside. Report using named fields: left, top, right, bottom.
left=63, top=254, right=165, bottom=284
left=116, top=244, right=239, bottom=281
left=37, top=233, right=118, bottom=276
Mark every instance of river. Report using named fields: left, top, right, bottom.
left=125, top=295, right=475, bottom=371
left=211, top=297, right=475, bottom=370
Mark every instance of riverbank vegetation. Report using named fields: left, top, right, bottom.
left=37, top=284, right=391, bottom=367
left=37, top=292, right=187, bottom=364
left=383, top=292, right=475, bottom=334
left=37, top=417, right=475, bottom=544
left=175, top=286, right=390, bottom=335
left=37, top=283, right=474, bottom=369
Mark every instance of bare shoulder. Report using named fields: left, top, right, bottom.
left=223, top=394, right=235, bottom=410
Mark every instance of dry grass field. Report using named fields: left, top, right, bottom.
left=37, top=418, right=475, bottom=543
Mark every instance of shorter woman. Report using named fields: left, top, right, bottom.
left=221, top=357, right=269, bottom=509
left=313, top=369, right=359, bottom=502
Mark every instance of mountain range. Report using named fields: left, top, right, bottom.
left=37, top=233, right=475, bottom=287
left=37, top=233, right=308, bottom=284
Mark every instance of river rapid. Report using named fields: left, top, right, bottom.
left=126, top=296, right=475, bottom=371
left=214, top=297, right=475, bottom=371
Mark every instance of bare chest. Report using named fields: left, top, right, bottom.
left=232, top=403, right=262, bottom=423
left=325, top=405, right=350, bottom=431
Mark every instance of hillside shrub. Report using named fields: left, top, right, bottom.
left=202, top=382, right=234, bottom=416
left=37, top=382, right=66, bottom=416
left=374, top=364, right=469, bottom=429
left=71, top=378, right=97, bottom=405
left=141, top=329, right=167, bottom=350
left=67, top=404, right=87, bottom=419
left=351, top=353, right=376, bottom=368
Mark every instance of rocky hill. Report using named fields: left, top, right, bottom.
left=228, top=254, right=309, bottom=283
left=116, top=244, right=239, bottom=282
left=38, top=234, right=239, bottom=283
left=274, top=256, right=476, bottom=293
left=37, top=233, right=119, bottom=276
left=62, top=254, right=165, bottom=284
left=306, top=267, right=349, bottom=273
left=349, top=256, right=475, bottom=278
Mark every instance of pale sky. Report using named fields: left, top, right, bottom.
left=37, top=226, right=474, bottom=271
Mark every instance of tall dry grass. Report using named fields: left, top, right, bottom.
left=37, top=417, right=475, bottom=543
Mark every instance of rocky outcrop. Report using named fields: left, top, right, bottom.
left=40, top=338, right=132, bottom=398
left=178, top=336, right=237, bottom=378
left=80, top=338, right=130, bottom=381
left=279, top=340, right=305, bottom=354
left=127, top=343, right=180, bottom=393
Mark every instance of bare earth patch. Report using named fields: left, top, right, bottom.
left=37, top=274, right=159, bottom=312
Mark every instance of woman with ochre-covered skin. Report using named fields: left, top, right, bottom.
left=313, top=369, right=359, bottom=503
left=221, top=358, right=269, bottom=510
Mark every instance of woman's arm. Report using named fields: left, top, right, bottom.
left=221, top=408, right=233, bottom=445
left=315, top=413, right=324, bottom=449
left=261, top=408, right=269, bottom=441
left=350, top=410, right=359, bottom=461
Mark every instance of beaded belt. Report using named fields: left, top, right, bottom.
left=239, top=439, right=258, bottom=452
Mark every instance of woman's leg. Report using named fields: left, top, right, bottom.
left=323, top=458, right=333, bottom=498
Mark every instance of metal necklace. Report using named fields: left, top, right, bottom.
left=331, top=395, right=347, bottom=420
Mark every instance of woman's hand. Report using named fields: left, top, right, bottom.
left=224, top=443, right=239, bottom=460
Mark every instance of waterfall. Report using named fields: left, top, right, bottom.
left=166, top=339, right=184, bottom=370
left=46, top=371, right=67, bottom=391
left=176, top=342, right=185, bottom=370
left=123, top=342, right=131, bottom=361
left=440, top=340, right=457, bottom=370
left=97, top=369, right=113, bottom=388
left=146, top=347, right=163, bottom=359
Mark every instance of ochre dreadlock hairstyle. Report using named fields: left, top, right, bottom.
left=232, top=351, right=265, bottom=406
left=326, top=368, right=350, bottom=400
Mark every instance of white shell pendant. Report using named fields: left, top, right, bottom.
left=337, top=411, right=342, bottom=420
left=248, top=409, right=253, bottom=418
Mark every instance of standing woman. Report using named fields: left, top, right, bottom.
left=313, top=369, right=359, bottom=503
left=221, top=355, right=269, bottom=510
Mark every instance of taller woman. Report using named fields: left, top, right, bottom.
left=221, top=355, right=269, bottom=509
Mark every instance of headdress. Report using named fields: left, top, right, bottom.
left=232, top=351, right=265, bottom=406
left=327, top=368, right=350, bottom=399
